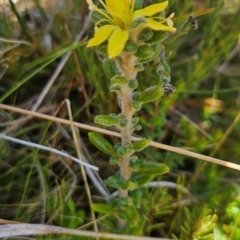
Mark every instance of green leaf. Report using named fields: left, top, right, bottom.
left=135, top=45, right=154, bottom=59
left=131, top=189, right=143, bottom=200
left=139, top=28, right=154, bottom=41
left=94, top=115, right=118, bottom=126
left=134, top=0, right=143, bottom=11
left=102, top=58, right=120, bottom=79
left=128, top=79, right=139, bottom=89
left=146, top=31, right=169, bottom=44
left=125, top=205, right=139, bottom=225
left=110, top=75, right=128, bottom=86
left=138, top=161, right=169, bottom=175
left=131, top=100, right=141, bottom=111
left=133, top=174, right=155, bottom=187
left=132, top=138, right=150, bottom=151
left=88, top=132, right=116, bottom=155
left=128, top=17, right=146, bottom=29
left=109, top=156, right=119, bottom=165
left=124, top=40, right=138, bottom=53
left=134, top=63, right=144, bottom=72
left=91, top=203, right=115, bottom=214
left=138, top=85, right=164, bottom=103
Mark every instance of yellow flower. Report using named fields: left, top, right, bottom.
left=87, top=0, right=176, bottom=58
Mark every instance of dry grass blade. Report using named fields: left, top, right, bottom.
left=0, top=133, right=98, bottom=170
left=0, top=223, right=173, bottom=240
left=1, top=103, right=240, bottom=171
left=65, top=99, right=99, bottom=237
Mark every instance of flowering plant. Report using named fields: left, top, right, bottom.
left=87, top=0, right=176, bottom=58
left=85, top=0, right=217, bottom=236
left=86, top=0, right=178, bottom=232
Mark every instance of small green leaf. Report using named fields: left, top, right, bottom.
left=146, top=31, right=169, bottom=44
left=92, top=203, right=115, bottom=214
left=124, top=40, right=138, bottom=53
left=132, top=92, right=140, bottom=101
left=135, top=45, right=154, bottom=59
left=109, top=85, right=120, bottom=92
left=128, top=17, right=146, bottom=29
left=119, top=198, right=129, bottom=207
left=139, top=28, right=154, bottom=41
left=105, top=173, right=129, bottom=189
left=91, top=11, right=108, bottom=24
left=134, top=63, right=144, bottom=72
left=102, top=58, right=120, bottom=79
left=162, top=71, right=171, bottom=82
left=128, top=79, right=139, bottom=89
left=126, top=180, right=137, bottom=190
left=134, top=124, right=142, bottom=131
left=163, top=61, right=171, bottom=73
left=94, top=115, right=118, bottom=126
left=125, top=205, right=139, bottom=225
left=131, top=100, right=141, bottom=110
left=119, top=118, right=128, bottom=127
left=94, top=44, right=107, bottom=56
left=117, top=146, right=128, bottom=156
left=138, top=161, right=169, bottom=175
left=132, top=117, right=139, bottom=125
left=133, top=174, right=155, bottom=187
left=134, top=0, right=143, bottom=10
left=132, top=138, right=150, bottom=151
left=88, top=132, right=116, bottom=155
left=110, top=75, right=128, bottom=86
left=139, top=85, right=164, bottom=103
left=149, top=43, right=162, bottom=60
left=131, top=189, right=143, bottom=200
left=109, top=156, right=119, bottom=165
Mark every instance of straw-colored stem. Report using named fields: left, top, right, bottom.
left=115, top=53, right=138, bottom=228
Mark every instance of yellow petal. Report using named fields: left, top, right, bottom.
left=105, top=0, right=131, bottom=26
left=146, top=18, right=176, bottom=32
left=107, top=28, right=129, bottom=58
left=87, top=25, right=117, bottom=47
left=133, top=1, right=168, bottom=19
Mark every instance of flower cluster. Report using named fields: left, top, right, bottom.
left=86, top=0, right=176, bottom=58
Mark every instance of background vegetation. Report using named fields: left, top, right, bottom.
left=0, top=0, right=240, bottom=239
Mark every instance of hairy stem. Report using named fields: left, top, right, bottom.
left=116, top=53, right=138, bottom=228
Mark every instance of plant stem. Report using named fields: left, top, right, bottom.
left=116, top=53, right=138, bottom=228
left=119, top=86, right=133, bottom=197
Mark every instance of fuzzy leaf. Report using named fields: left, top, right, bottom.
left=102, top=58, right=120, bottom=79
left=132, top=138, right=150, bottom=151
left=146, top=31, right=169, bottom=44
left=134, top=63, right=144, bottom=72
left=128, top=79, right=139, bottom=89
left=139, top=28, right=154, bottom=41
left=139, top=85, right=164, bottom=103
left=138, top=161, right=169, bottom=175
left=135, top=45, right=154, bottom=59
left=91, top=203, right=115, bottom=214
left=124, top=40, right=138, bottom=53
left=94, top=115, right=118, bottom=126
left=88, top=132, right=116, bottom=155
left=110, top=75, right=128, bottom=86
